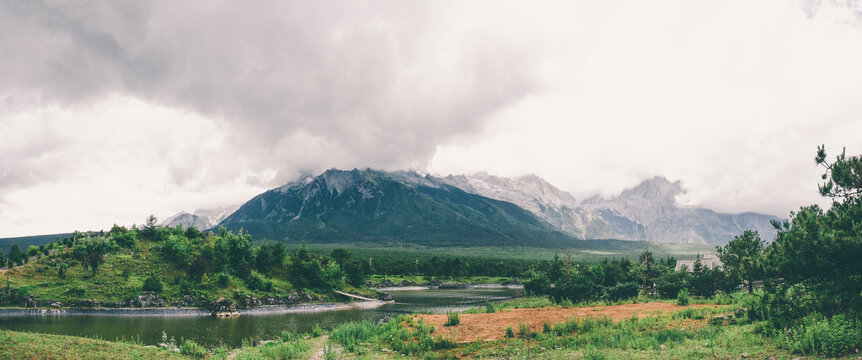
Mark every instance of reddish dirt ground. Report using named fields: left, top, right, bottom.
left=414, top=302, right=719, bottom=342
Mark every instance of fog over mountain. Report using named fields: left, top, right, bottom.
left=441, top=173, right=778, bottom=244
left=169, top=169, right=779, bottom=245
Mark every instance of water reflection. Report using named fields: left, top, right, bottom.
left=0, top=287, right=523, bottom=348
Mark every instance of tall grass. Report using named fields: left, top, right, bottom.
left=178, top=338, right=207, bottom=358
left=776, top=313, right=862, bottom=357
left=330, top=320, right=376, bottom=353
left=445, top=312, right=460, bottom=326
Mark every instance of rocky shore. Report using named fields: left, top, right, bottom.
left=5, top=289, right=339, bottom=317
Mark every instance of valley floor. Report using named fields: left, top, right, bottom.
left=1, top=297, right=843, bottom=360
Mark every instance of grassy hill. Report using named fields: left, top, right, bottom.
left=0, top=330, right=187, bottom=360
left=0, top=232, right=73, bottom=253
left=0, top=225, right=361, bottom=309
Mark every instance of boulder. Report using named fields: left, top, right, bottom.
left=209, top=297, right=239, bottom=316
left=24, top=295, right=36, bottom=308
left=133, top=291, right=164, bottom=307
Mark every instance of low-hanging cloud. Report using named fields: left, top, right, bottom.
left=1, top=0, right=536, bottom=186
left=2, top=0, right=862, bottom=237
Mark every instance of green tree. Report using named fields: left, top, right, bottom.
left=687, top=255, right=717, bottom=297
left=142, top=275, right=163, bottom=293
left=717, top=230, right=765, bottom=294
left=655, top=270, right=687, bottom=298
left=288, top=244, right=324, bottom=289
left=8, top=243, right=21, bottom=266
left=163, top=234, right=193, bottom=266
left=632, top=249, right=658, bottom=295
left=330, top=248, right=352, bottom=266
left=109, top=225, right=137, bottom=249
left=763, top=145, right=862, bottom=317
left=84, top=251, right=104, bottom=276
left=255, top=243, right=286, bottom=274
left=141, top=215, right=158, bottom=240
left=57, top=261, right=69, bottom=279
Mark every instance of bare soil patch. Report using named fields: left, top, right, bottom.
left=414, top=302, right=719, bottom=342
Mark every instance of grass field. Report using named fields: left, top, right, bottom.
left=324, top=296, right=819, bottom=360
left=1, top=294, right=849, bottom=359
left=301, top=240, right=716, bottom=263
left=0, top=330, right=187, bottom=360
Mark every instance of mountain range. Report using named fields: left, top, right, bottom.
left=161, top=205, right=240, bottom=231
left=164, top=169, right=779, bottom=246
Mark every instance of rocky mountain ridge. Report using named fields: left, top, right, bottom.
left=440, top=173, right=778, bottom=244
left=162, top=204, right=239, bottom=230
left=167, top=168, right=778, bottom=245
left=217, top=169, right=570, bottom=247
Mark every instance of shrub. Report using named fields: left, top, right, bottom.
left=178, top=338, right=207, bottom=358
left=217, top=272, right=231, bottom=287
left=311, top=324, right=323, bottom=338
left=331, top=320, right=376, bottom=353
left=676, top=289, right=690, bottom=306
left=675, top=308, right=705, bottom=320
left=245, top=272, right=273, bottom=292
left=518, top=321, right=532, bottom=339
left=445, top=312, right=460, bottom=327
left=778, top=313, right=862, bottom=357
left=163, top=235, right=192, bottom=266
left=505, top=326, right=514, bottom=338
left=142, top=276, right=163, bottom=293
left=259, top=340, right=309, bottom=359
left=607, top=282, right=640, bottom=302
left=485, top=302, right=496, bottom=313
left=553, top=318, right=579, bottom=335
left=656, top=271, right=687, bottom=299
left=65, top=286, right=86, bottom=297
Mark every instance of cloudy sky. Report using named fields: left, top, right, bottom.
left=2, top=0, right=862, bottom=237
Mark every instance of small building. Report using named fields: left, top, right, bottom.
left=675, top=254, right=722, bottom=272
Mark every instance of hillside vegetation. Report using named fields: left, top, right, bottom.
left=0, top=219, right=369, bottom=308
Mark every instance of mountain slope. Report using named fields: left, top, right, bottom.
left=219, top=169, right=572, bottom=247
left=162, top=205, right=239, bottom=230
left=581, top=176, right=778, bottom=244
left=441, top=173, right=596, bottom=238
left=443, top=173, right=779, bottom=245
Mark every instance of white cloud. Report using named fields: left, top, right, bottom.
left=2, top=1, right=862, bottom=236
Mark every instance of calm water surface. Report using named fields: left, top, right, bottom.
left=0, top=287, right=523, bottom=348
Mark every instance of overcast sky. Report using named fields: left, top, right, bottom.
left=2, top=0, right=862, bottom=237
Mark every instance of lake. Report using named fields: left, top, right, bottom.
left=0, top=286, right=524, bottom=348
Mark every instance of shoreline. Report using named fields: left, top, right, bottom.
left=0, top=300, right=391, bottom=317
left=0, top=283, right=519, bottom=316
left=379, top=284, right=524, bottom=291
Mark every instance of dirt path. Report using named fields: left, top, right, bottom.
left=308, top=335, right=335, bottom=360
left=415, top=302, right=719, bottom=342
